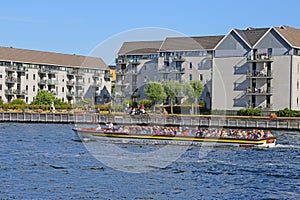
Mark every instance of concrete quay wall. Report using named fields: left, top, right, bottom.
left=0, top=112, right=300, bottom=130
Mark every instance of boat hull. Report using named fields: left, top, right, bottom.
left=73, top=128, right=277, bottom=148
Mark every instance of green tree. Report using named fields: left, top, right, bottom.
left=189, top=81, right=204, bottom=114
left=31, top=90, right=55, bottom=105
left=162, top=80, right=182, bottom=114
left=144, top=82, right=166, bottom=112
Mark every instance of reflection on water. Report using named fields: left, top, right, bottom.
left=0, top=123, right=299, bottom=199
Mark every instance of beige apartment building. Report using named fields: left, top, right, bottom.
left=0, top=46, right=111, bottom=104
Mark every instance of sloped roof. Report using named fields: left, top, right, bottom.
left=118, top=41, right=163, bottom=55
left=0, top=46, right=108, bottom=70
left=160, top=35, right=224, bottom=51
left=275, top=25, right=300, bottom=48
left=235, top=28, right=269, bottom=47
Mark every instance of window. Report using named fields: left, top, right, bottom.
left=33, top=86, right=35, bottom=92
left=0, top=74, right=2, bottom=78
left=189, top=74, right=192, bottom=81
left=33, top=74, right=36, bottom=80
left=26, top=85, right=28, bottom=91
left=26, top=97, right=28, bottom=103
left=26, top=74, right=29, bottom=80
left=88, top=78, right=90, bottom=84
left=297, top=80, right=299, bottom=91
left=200, top=74, right=203, bottom=81
left=190, top=62, right=193, bottom=69
left=62, top=87, right=64, bottom=92
left=0, top=84, right=2, bottom=90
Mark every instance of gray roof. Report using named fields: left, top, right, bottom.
left=118, top=41, right=163, bottom=55
left=159, top=36, right=224, bottom=51
left=235, top=28, right=269, bottom=47
left=0, top=46, right=108, bottom=70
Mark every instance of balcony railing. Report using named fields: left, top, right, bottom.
left=5, top=89, right=14, bottom=95
left=5, top=77, right=17, bottom=84
left=247, top=53, right=273, bottom=62
left=159, top=67, right=185, bottom=74
left=247, top=70, right=272, bottom=78
left=5, top=67, right=16, bottom=72
left=66, top=80, right=75, bottom=86
left=15, top=90, right=28, bottom=96
left=246, top=87, right=272, bottom=95
left=38, top=79, right=47, bottom=85
left=172, top=56, right=185, bottom=62
left=47, top=80, right=58, bottom=85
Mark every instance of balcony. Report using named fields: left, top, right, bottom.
left=247, top=53, right=273, bottom=63
left=5, top=77, right=17, bottom=84
left=75, top=81, right=84, bottom=86
left=246, top=87, right=272, bottom=96
left=66, top=92, right=75, bottom=98
left=172, top=56, right=185, bottom=62
left=16, top=67, right=27, bottom=73
left=5, top=67, right=16, bottom=72
left=66, top=80, right=75, bottom=86
left=5, top=89, right=14, bottom=96
left=15, top=90, right=28, bottom=96
left=117, top=58, right=128, bottom=65
left=47, top=80, right=58, bottom=85
left=247, top=70, right=272, bottom=79
left=159, top=67, right=185, bottom=74
left=38, top=79, right=47, bottom=85
left=128, top=59, right=140, bottom=65
left=38, top=69, right=48, bottom=75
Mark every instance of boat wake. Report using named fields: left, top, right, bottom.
left=274, top=144, right=300, bottom=149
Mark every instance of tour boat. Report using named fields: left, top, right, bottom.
left=72, top=126, right=277, bottom=148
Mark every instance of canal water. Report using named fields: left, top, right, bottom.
left=0, top=123, right=299, bottom=199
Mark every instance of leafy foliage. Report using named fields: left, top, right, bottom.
left=31, top=90, right=55, bottom=105
left=144, top=82, right=166, bottom=104
left=11, top=98, right=26, bottom=105
left=276, top=108, right=300, bottom=117
left=138, top=99, right=153, bottom=109
left=238, top=108, right=262, bottom=116
left=190, top=80, right=204, bottom=100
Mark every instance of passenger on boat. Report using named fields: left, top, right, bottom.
left=96, top=124, right=102, bottom=131
left=106, top=122, right=114, bottom=130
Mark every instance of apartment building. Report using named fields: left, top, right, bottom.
left=116, top=36, right=223, bottom=107
left=116, top=41, right=162, bottom=104
left=0, top=46, right=111, bottom=104
left=117, top=25, right=300, bottom=111
left=213, top=25, right=300, bottom=111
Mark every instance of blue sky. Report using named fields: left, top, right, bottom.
left=1, top=0, right=300, bottom=64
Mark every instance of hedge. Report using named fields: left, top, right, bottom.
left=237, top=108, right=262, bottom=116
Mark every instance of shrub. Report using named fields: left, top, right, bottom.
left=238, top=108, right=262, bottom=116
left=276, top=108, right=300, bottom=117
left=138, top=99, right=153, bottom=109
left=11, top=98, right=26, bottom=105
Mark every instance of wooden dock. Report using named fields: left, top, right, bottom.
left=0, top=112, right=300, bottom=130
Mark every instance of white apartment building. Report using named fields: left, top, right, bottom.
left=0, top=46, right=111, bottom=104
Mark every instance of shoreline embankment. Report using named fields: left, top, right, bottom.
left=0, top=112, right=300, bottom=130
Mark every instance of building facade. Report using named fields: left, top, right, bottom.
left=213, top=25, right=300, bottom=111
left=116, top=25, right=300, bottom=111
left=0, top=46, right=111, bottom=105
